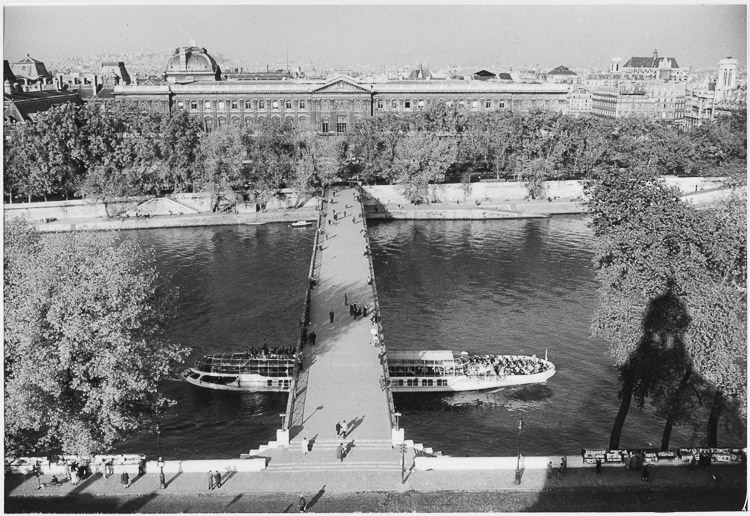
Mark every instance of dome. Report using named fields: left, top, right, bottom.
left=165, top=46, right=221, bottom=82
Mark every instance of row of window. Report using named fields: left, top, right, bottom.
left=173, top=98, right=514, bottom=112
left=397, top=379, right=450, bottom=387
left=376, top=98, right=506, bottom=111
left=176, top=99, right=308, bottom=112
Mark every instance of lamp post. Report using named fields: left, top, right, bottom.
left=394, top=412, right=401, bottom=431
left=514, top=418, right=524, bottom=485
left=156, top=422, right=162, bottom=458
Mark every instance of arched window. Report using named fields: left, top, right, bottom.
left=285, top=100, right=292, bottom=109
left=176, top=101, right=185, bottom=110
left=285, top=116, right=294, bottom=124
left=298, top=116, right=308, bottom=125
left=204, top=118, right=213, bottom=131
left=245, top=100, right=253, bottom=110
left=299, top=100, right=307, bottom=110
left=218, top=117, right=226, bottom=127
left=190, top=100, right=198, bottom=110
left=417, top=100, right=425, bottom=110
left=391, top=99, right=397, bottom=109
left=258, top=100, right=266, bottom=110
left=377, top=99, right=384, bottom=110
left=231, top=100, right=238, bottom=110
left=217, top=100, right=226, bottom=110
left=232, top=116, right=241, bottom=126
left=204, top=100, right=212, bottom=110
left=245, top=116, right=254, bottom=126
left=272, top=100, right=280, bottom=111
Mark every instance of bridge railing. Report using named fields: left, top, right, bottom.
left=283, top=188, right=324, bottom=431
left=357, top=185, right=398, bottom=430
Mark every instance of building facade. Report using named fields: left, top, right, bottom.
left=114, top=46, right=569, bottom=132
left=590, top=82, right=686, bottom=121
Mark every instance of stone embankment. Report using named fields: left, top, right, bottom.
left=4, top=177, right=731, bottom=233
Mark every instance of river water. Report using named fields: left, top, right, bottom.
left=115, top=217, right=742, bottom=459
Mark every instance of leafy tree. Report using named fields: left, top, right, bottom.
left=587, top=167, right=746, bottom=450
left=392, top=132, right=457, bottom=203
left=4, top=219, right=188, bottom=456
left=158, top=110, right=202, bottom=193
left=196, top=124, right=250, bottom=210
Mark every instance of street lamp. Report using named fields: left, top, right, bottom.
left=156, top=422, right=162, bottom=458
left=514, top=418, right=524, bottom=485
left=394, top=412, right=401, bottom=431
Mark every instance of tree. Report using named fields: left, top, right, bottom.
left=4, top=218, right=189, bottom=456
left=586, top=167, right=746, bottom=450
left=196, top=124, right=250, bottom=210
left=392, top=132, right=457, bottom=203
left=158, top=110, right=202, bottom=193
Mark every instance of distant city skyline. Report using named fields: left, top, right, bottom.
left=3, top=4, right=747, bottom=70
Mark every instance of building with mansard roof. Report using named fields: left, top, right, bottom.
left=10, top=55, right=53, bottom=83
left=114, top=45, right=569, bottom=133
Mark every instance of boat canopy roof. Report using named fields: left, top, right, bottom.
left=389, top=350, right=468, bottom=364
left=197, top=352, right=295, bottom=367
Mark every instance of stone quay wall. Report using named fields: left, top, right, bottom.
left=4, top=177, right=726, bottom=229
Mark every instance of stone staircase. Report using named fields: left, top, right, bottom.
left=242, top=437, right=446, bottom=472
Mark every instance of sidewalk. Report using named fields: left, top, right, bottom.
left=6, top=458, right=745, bottom=498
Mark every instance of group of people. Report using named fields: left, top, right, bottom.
left=467, top=354, right=548, bottom=377
left=207, top=470, right=223, bottom=490
left=348, top=301, right=370, bottom=319
left=335, top=420, right=350, bottom=439
left=546, top=456, right=568, bottom=479
left=242, top=346, right=297, bottom=359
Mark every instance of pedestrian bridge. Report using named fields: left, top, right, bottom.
left=245, top=186, right=411, bottom=472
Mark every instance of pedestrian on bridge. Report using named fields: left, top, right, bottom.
left=336, top=443, right=346, bottom=462
left=298, top=495, right=307, bottom=512
left=335, top=422, right=342, bottom=438
left=207, top=470, right=214, bottom=490
left=301, top=437, right=309, bottom=455
left=309, top=331, right=316, bottom=346
left=329, top=310, right=335, bottom=323
left=214, top=470, right=222, bottom=489
left=344, top=293, right=348, bottom=306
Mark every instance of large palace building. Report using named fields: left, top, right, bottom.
left=114, top=46, right=569, bottom=132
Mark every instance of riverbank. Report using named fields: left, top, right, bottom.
left=20, top=198, right=589, bottom=233
left=5, top=461, right=745, bottom=513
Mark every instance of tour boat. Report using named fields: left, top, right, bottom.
left=184, top=351, right=299, bottom=392
left=387, top=350, right=555, bottom=392
left=184, top=349, right=554, bottom=393
left=290, top=221, right=313, bottom=228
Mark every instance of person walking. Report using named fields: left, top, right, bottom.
left=335, top=422, right=342, bottom=438
left=121, top=471, right=130, bottom=489
left=329, top=310, right=334, bottom=323
left=336, top=443, right=345, bottom=462
left=309, top=331, right=316, bottom=346
left=298, top=495, right=307, bottom=513
left=214, top=470, right=222, bottom=489
left=642, top=464, right=650, bottom=481
left=546, top=461, right=553, bottom=479
left=341, top=420, right=349, bottom=439
left=301, top=437, right=309, bottom=455
left=562, top=455, right=567, bottom=476
left=344, top=293, right=348, bottom=306
left=208, top=470, right=214, bottom=490
left=595, top=458, right=602, bottom=474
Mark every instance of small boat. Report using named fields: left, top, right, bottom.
left=244, top=221, right=265, bottom=226
left=387, top=350, right=555, bottom=392
left=184, top=349, right=554, bottom=393
left=290, top=221, right=313, bottom=228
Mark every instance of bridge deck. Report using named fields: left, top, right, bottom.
left=287, top=187, right=394, bottom=457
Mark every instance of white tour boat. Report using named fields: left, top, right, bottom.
left=387, top=350, right=555, bottom=392
left=290, top=221, right=313, bottom=228
left=184, top=349, right=554, bottom=393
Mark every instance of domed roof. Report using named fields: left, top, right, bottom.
left=165, top=46, right=221, bottom=81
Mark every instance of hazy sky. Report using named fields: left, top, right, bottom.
left=3, top=3, right=747, bottom=69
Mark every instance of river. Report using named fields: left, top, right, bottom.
left=114, top=217, right=741, bottom=459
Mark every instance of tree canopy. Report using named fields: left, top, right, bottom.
left=586, top=166, right=746, bottom=450
left=4, top=102, right=745, bottom=206
left=4, top=218, right=189, bottom=456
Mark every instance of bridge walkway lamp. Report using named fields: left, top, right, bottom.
left=514, top=417, right=524, bottom=485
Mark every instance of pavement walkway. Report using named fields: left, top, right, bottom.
left=279, top=186, right=396, bottom=466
